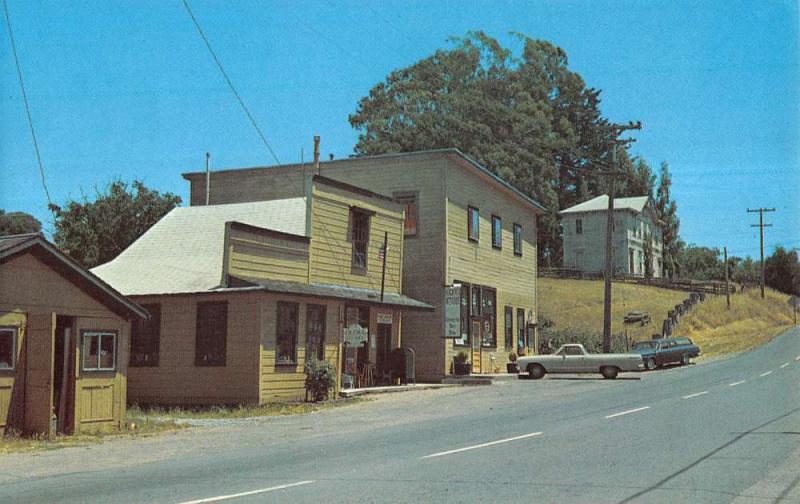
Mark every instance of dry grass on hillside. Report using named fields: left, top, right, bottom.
left=538, top=278, right=686, bottom=343
left=672, top=287, right=795, bottom=357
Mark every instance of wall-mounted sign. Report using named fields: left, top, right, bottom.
left=444, top=284, right=461, bottom=338
left=376, top=313, right=393, bottom=324
left=344, top=324, right=368, bottom=346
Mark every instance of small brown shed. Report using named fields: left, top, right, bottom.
left=0, top=234, right=147, bottom=436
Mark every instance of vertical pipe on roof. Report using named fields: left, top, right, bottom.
left=205, top=152, right=211, bottom=206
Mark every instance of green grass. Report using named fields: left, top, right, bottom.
left=537, top=277, right=796, bottom=358
left=1, top=412, right=183, bottom=455
left=127, top=397, right=367, bottom=421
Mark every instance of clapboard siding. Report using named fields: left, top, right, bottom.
left=127, top=292, right=261, bottom=405
left=309, top=181, right=404, bottom=293
left=227, top=226, right=310, bottom=283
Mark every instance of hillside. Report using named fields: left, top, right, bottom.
left=537, top=278, right=685, bottom=350
left=537, top=278, right=796, bottom=357
left=671, top=287, right=795, bottom=357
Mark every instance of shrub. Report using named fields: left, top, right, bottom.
left=454, top=350, right=469, bottom=364
left=304, top=358, right=337, bottom=402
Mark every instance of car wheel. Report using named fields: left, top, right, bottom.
left=681, top=354, right=690, bottom=366
left=528, top=364, right=545, bottom=380
left=601, top=366, right=619, bottom=379
left=645, top=357, right=656, bottom=371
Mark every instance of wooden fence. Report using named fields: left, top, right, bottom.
left=538, top=268, right=735, bottom=295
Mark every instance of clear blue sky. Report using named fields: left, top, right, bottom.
left=1, top=0, right=797, bottom=259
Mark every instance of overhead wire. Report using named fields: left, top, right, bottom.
left=3, top=0, right=54, bottom=214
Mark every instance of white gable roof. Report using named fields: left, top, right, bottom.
left=92, top=199, right=306, bottom=295
left=559, top=194, right=649, bottom=215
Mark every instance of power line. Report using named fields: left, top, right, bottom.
left=3, top=0, right=53, bottom=210
left=181, top=0, right=282, bottom=166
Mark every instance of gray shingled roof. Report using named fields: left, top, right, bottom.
left=92, top=199, right=306, bottom=295
left=559, top=195, right=649, bottom=215
left=229, top=276, right=434, bottom=311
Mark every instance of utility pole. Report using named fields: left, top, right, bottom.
left=724, top=246, right=730, bottom=309
left=747, top=207, right=775, bottom=299
left=601, top=121, right=642, bottom=353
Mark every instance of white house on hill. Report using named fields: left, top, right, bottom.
left=560, top=195, right=664, bottom=278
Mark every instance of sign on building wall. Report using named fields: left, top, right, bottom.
left=444, top=284, right=461, bottom=338
left=344, top=324, right=368, bottom=346
left=376, top=313, right=393, bottom=324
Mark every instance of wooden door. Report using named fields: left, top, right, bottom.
left=24, top=313, right=55, bottom=436
left=471, top=320, right=481, bottom=374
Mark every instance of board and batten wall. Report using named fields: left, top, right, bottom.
left=225, top=223, right=311, bottom=284
left=0, top=252, right=130, bottom=434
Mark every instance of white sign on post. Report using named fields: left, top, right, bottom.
left=343, top=324, right=368, bottom=346
left=444, top=284, right=461, bottom=338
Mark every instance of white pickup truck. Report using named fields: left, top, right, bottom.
left=517, top=343, right=644, bottom=379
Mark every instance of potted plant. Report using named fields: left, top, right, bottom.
left=453, top=351, right=470, bottom=375
left=506, top=352, right=519, bottom=373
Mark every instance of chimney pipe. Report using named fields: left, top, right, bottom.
left=205, top=152, right=211, bottom=205
left=313, top=135, right=320, bottom=174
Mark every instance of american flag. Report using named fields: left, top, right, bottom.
left=378, top=244, right=389, bottom=261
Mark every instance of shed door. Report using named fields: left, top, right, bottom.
left=24, top=312, right=55, bottom=435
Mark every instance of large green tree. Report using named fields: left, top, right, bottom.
left=677, top=245, right=723, bottom=281
left=0, top=210, right=42, bottom=236
left=49, top=180, right=181, bottom=268
left=349, top=32, right=624, bottom=265
left=765, top=246, right=800, bottom=295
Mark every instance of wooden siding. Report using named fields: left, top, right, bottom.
left=127, top=292, right=261, bottom=405
left=0, top=311, right=25, bottom=433
left=226, top=225, right=310, bottom=283
left=0, top=253, right=131, bottom=434
left=309, top=180, right=404, bottom=294
left=444, top=159, right=539, bottom=373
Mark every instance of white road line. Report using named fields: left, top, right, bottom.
left=605, top=406, right=650, bottom=419
left=729, top=380, right=746, bottom=387
left=177, top=481, right=315, bottom=504
left=780, top=363, right=790, bottom=369
left=420, top=432, right=543, bottom=459
left=682, top=391, right=709, bottom=399
left=760, top=371, right=773, bottom=377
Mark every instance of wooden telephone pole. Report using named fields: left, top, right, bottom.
left=724, top=246, right=730, bottom=309
left=747, top=207, right=775, bottom=299
left=602, top=121, right=642, bottom=353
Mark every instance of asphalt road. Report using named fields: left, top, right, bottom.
left=3, top=327, right=799, bottom=503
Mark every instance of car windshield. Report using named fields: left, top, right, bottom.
left=632, top=342, right=654, bottom=350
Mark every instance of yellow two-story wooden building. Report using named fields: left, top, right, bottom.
left=93, top=175, right=431, bottom=404
left=182, top=149, right=545, bottom=381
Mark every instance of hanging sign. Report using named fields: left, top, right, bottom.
left=343, top=324, right=368, bottom=346
left=376, top=313, right=393, bottom=324
left=443, top=284, right=461, bottom=338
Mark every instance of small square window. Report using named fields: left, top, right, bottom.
left=491, top=215, right=502, bottom=249
left=468, top=206, right=480, bottom=242
left=0, top=327, right=16, bottom=370
left=513, top=223, right=523, bottom=256
left=82, top=332, right=116, bottom=371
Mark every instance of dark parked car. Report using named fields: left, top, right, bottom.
left=632, top=337, right=701, bottom=371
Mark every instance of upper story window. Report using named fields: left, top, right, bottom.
left=394, top=191, right=418, bottom=237
left=513, top=223, right=523, bottom=256
left=350, top=208, right=371, bottom=269
left=491, top=215, right=502, bottom=249
left=82, top=331, right=116, bottom=371
left=130, top=303, right=161, bottom=367
left=0, top=327, right=17, bottom=370
left=576, top=219, right=583, bottom=235
left=468, top=206, right=480, bottom=242
left=196, top=301, right=227, bottom=366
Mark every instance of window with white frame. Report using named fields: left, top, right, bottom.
left=0, top=327, right=16, bottom=370
left=82, top=331, right=116, bottom=371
